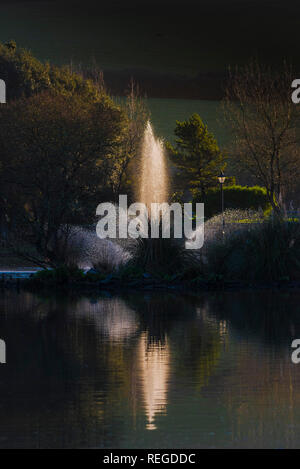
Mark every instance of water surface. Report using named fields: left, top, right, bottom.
left=141, top=98, right=227, bottom=145
left=0, top=288, right=300, bottom=448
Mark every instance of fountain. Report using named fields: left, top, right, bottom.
left=138, top=121, right=169, bottom=210
left=58, top=122, right=171, bottom=271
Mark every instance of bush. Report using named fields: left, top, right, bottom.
left=125, top=216, right=199, bottom=276
left=0, top=40, right=104, bottom=103
left=192, top=185, right=271, bottom=219
left=0, top=92, right=125, bottom=264
left=203, top=217, right=300, bottom=282
left=34, top=266, right=85, bottom=284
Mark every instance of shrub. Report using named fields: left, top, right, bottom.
left=34, top=266, right=85, bottom=284
left=203, top=216, right=300, bottom=282
left=117, top=264, right=144, bottom=281
left=0, top=41, right=104, bottom=103
left=129, top=237, right=186, bottom=275
left=0, top=92, right=125, bottom=265
left=125, top=215, right=199, bottom=276
left=192, top=185, right=271, bottom=219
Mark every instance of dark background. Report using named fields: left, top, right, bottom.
left=1, top=0, right=300, bottom=97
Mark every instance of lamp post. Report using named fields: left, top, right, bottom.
left=218, top=171, right=226, bottom=233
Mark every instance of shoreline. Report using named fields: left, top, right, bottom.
left=2, top=275, right=300, bottom=294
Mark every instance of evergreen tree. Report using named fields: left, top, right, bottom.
left=167, top=113, right=225, bottom=197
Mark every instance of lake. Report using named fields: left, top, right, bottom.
left=114, top=97, right=228, bottom=146
left=0, top=288, right=300, bottom=448
left=140, top=98, right=226, bottom=145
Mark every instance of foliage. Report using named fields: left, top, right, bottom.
left=203, top=217, right=300, bottom=282
left=170, top=190, right=185, bottom=205
left=0, top=92, right=125, bottom=265
left=0, top=43, right=153, bottom=267
left=34, top=266, right=85, bottom=284
left=84, top=270, right=107, bottom=282
left=91, top=239, right=131, bottom=274
left=0, top=40, right=105, bottom=103
left=108, top=80, right=149, bottom=200
left=166, top=113, right=225, bottom=196
left=126, top=217, right=200, bottom=276
left=30, top=214, right=300, bottom=286
left=192, top=185, right=272, bottom=218
left=223, top=59, right=300, bottom=211
left=129, top=237, right=185, bottom=274
left=117, top=264, right=145, bottom=281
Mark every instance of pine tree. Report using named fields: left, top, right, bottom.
left=167, top=113, right=225, bottom=198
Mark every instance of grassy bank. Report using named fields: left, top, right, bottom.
left=10, top=212, right=299, bottom=292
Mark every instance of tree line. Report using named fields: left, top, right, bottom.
left=0, top=41, right=299, bottom=267
left=0, top=41, right=147, bottom=265
left=168, top=60, right=300, bottom=214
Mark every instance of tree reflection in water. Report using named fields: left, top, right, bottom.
left=1, top=289, right=300, bottom=447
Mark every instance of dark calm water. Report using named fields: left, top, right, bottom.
left=114, top=97, right=227, bottom=146
left=0, top=288, right=300, bottom=448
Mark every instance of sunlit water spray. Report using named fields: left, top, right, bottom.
left=138, top=333, right=170, bottom=430
left=63, top=122, right=170, bottom=270
left=138, top=121, right=169, bottom=210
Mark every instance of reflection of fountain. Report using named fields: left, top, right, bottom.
left=72, top=297, right=139, bottom=341
left=138, top=332, right=170, bottom=430
left=138, top=121, right=169, bottom=210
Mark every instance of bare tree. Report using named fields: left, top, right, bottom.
left=223, top=60, right=300, bottom=211
left=108, top=79, right=149, bottom=200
